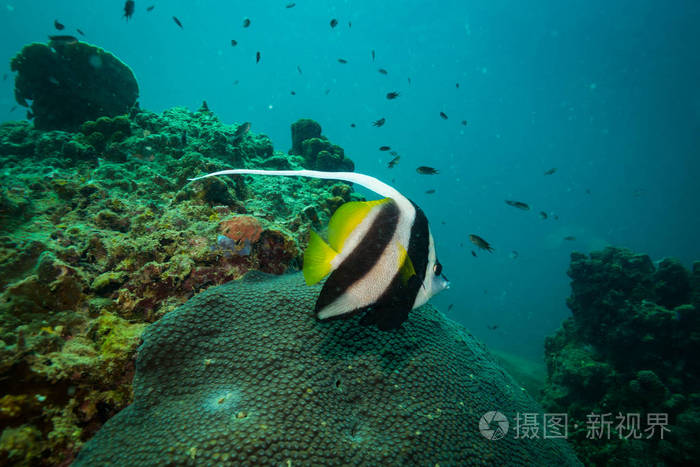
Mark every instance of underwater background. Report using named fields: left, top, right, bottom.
left=3, top=0, right=699, bottom=359
left=0, top=0, right=699, bottom=465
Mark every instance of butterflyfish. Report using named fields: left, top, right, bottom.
left=189, top=169, right=449, bottom=330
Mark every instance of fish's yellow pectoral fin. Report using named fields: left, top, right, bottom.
left=327, top=198, right=390, bottom=252
left=303, top=230, right=338, bottom=285
left=397, top=243, right=416, bottom=284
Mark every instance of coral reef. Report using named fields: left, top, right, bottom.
left=290, top=118, right=354, bottom=171
left=10, top=39, right=138, bottom=131
left=542, top=247, right=700, bottom=466
left=75, top=272, right=580, bottom=466
left=0, top=106, right=359, bottom=464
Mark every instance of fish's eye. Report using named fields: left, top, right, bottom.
left=433, top=262, right=442, bottom=276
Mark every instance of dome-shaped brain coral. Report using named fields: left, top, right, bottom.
left=74, top=272, right=580, bottom=466
left=10, top=39, right=138, bottom=131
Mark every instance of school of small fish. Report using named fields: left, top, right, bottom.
left=45, top=1, right=579, bottom=275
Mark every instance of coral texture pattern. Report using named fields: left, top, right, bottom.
left=75, top=272, right=580, bottom=466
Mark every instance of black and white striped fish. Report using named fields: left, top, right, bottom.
left=189, top=169, right=449, bottom=330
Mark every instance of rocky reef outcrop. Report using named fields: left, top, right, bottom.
left=75, top=272, right=581, bottom=466
left=10, top=39, right=139, bottom=131
left=0, top=107, right=359, bottom=465
left=542, top=247, right=700, bottom=466
left=290, top=118, right=354, bottom=172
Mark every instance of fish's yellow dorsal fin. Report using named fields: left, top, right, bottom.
left=327, top=199, right=389, bottom=252
left=397, top=243, right=416, bottom=284
left=303, top=230, right=338, bottom=285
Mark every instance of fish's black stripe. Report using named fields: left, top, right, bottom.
left=314, top=201, right=400, bottom=315
left=406, top=202, right=429, bottom=288
left=360, top=201, right=429, bottom=329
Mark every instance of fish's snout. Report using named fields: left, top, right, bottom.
left=440, top=273, right=450, bottom=290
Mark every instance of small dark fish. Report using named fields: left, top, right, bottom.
left=337, top=58, right=347, bottom=64
left=330, top=18, right=338, bottom=28
left=461, top=120, right=468, bottom=126
left=297, top=65, right=302, bottom=74
left=124, top=0, right=135, bottom=20
left=509, top=251, right=519, bottom=259
left=256, top=51, right=261, bottom=63
left=387, top=155, right=400, bottom=168
left=539, top=211, right=548, bottom=220
left=544, top=167, right=557, bottom=175
left=553, top=214, right=559, bottom=220
left=563, top=236, right=576, bottom=241
left=291, top=91, right=296, bottom=95
left=469, top=234, right=494, bottom=252
left=447, top=304, right=454, bottom=312
left=10, top=105, right=17, bottom=112
left=372, top=118, right=386, bottom=127
left=76, top=28, right=85, bottom=36
left=439, top=112, right=448, bottom=120
left=285, top=2, right=296, bottom=7
left=243, top=18, right=251, bottom=28
left=378, top=68, right=388, bottom=75
left=231, top=39, right=238, bottom=46
left=505, top=200, right=530, bottom=210
left=48, top=35, right=78, bottom=45
left=471, top=250, right=477, bottom=257
left=456, top=83, right=460, bottom=88
left=585, top=188, right=591, bottom=195
left=371, top=49, right=375, bottom=61
left=425, top=189, right=436, bottom=194
left=233, top=122, right=251, bottom=141
left=407, top=77, right=411, bottom=86
left=233, top=79, right=239, bottom=85
left=147, top=5, right=155, bottom=12
left=54, top=20, right=65, bottom=30
left=350, top=123, right=355, bottom=127
left=416, top=166, right=439, bottom=175
left=386, top=91, right=400, bottom=100
left=2, top=73, right=6, bottom=80
left=348, top=21, right=352, bottom=28
left=379, top=146, right=391, bottom=151
left=389, top=151, right=398, bottom=156
left=173, top=16, right=183, bottom=28
left=487, top=324, right=499, bottom=331
left=325, top=89, right=331, bottom=95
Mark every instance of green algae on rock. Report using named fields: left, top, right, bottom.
left=542, top=247, right=700, bottom=466
left=10, top=40, right=138, bottom=131
left=75, top=272, right=581, bottom=466
left=0, top=107, right=362, bottom=464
